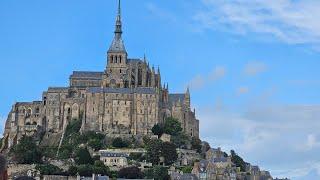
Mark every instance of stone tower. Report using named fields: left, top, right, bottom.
left=103, top=0, right=128, bottom=88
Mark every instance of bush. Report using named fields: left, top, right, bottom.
left=151, top=124, right=164, bottom=136
left=146, top=139, right=162, bottom=165
left=93, top=160, right=110, bottom=175
left=118, top=166, right=143, bottom=179
left=10, top=136, right=42, bottom=164
left=191, top=137, right=202, bottom=153
left=64, top=119, right=82, bottom=138
left=75, top=148, right=93, bottom=165
left=77, top=164, right=94, bottom=176
left=181, top=166, right=193, bottom=174
left=161, top=142, right=178, bottom=166
left=163, top=117, right=182, bottom=136
left=171, top=133, right=190, bottom=149
left=112, top=137, right=128, bottom=148
left=129, top=153, right=145, bottom=162
left=144, top=166, right=169, bottom=180
left=35, top=164, right=62, bottom=175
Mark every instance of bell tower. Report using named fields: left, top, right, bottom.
left=103, top=0, right=128, bottom=88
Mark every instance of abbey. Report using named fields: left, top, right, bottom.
left=1, top=1, right=199, bottom=150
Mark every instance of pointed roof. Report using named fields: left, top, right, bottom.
left=108, top=0, right=126, bottom=53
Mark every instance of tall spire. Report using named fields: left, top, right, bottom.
left=115, top=0, right=122, bottom=39
left=108, top=0, right=126, bottom=53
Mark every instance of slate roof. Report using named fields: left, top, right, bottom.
left=127, top=58, right=143, bottom=65
left=108, top=37, right=126, bottom=52
left=87, top=87, right=157, bottom=94
left=47, top=87, right=69, bottom=93
left=169, top=94, right=185, bottom=105
left=100, top=151, right=129, bottom=158
left=70, top=71, right=103, bottom=80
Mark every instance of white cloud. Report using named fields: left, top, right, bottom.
left=244, top=61, right=267, bottom=76
left=236, top=86, right=249, bottom=95
left=198, top=104, right=320, bottom=178
left=188, top=66, right=226, bottom=90
left=306, top=134, right=320, bottom=151
left=209, top=66, right=226, bottom=81
left=194, top=0, right=320, bottom=45
left=189, top=75, right=205, bottom=90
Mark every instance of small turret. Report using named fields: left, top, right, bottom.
left=184, top=87, right=191, bottom=109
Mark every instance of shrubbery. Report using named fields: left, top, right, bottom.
left=145, top=139, right=178, bottom=166
left=10, top=136, right=42, bottom=164
left=112, top=137, right=128, bottom=148
left=144, top=166, right=169, bottom=180
left=118, top=166, right=143, bottom=179
left=35, top=164, right=63, bottom=175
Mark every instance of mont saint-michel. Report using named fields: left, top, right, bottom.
left=0, top=1, right=279, bottom=180
left=1, top=1, right=199, bottom=149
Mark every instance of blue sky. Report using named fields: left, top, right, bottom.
left=1, top=0, right=320, bottom=179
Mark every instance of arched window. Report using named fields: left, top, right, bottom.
left=110, top=55, right=114, bottom=63
left=120, top=69, right=122, bottom=73
left=119, top=56, right=122, bottom=63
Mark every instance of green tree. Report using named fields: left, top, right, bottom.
left=151, top=124, right=164, bottom=136
left=112, top=137, right=128, bottom=148
left=191, top=137, right=202, bottom=153
left=144, top=166, right=169, bottom=180
left=118, top=166, right=143, bottom=179
left=64, top=118, right=82, bottom=138
left=75, top=148, right=93, bottom=165
left=93, top=160, right=110, bottom=176
left=181, top=166, right=193, bottom=174
left=88, top=138, right=103, bottom=151
left=230, top=150, right=246, bottom=172
left=171, top=133, right=190, bottom=148
left=10, top=136, right=42, bottom=164
left=35, top=164, right=62, bottom=175
left=161, top=142, right=178, bottom=165
left=68, top=166, right=78, bottom=176
left=163, top=117, right=182, bottom=136
left=77, top=164, right=94, bottom=176
left=146, top=139, right=163, bottom=165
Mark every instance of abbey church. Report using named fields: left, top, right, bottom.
left=1, top=1, right=199, bottom=149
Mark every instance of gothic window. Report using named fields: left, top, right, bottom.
left=111, top=55, right=114, bottom=63
left=35, top=107, right=40, bottom=114
left=119, top=56, right=122, bottom=63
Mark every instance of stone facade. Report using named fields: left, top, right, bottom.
left=1, top=1, right=199, bottom=151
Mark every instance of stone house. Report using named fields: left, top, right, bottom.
left=100, top=151, right=128, bottom=168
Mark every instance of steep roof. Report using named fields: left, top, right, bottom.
left=70, top=71, right=103, bottom=80
left=108, top=38, right=126, bottom=53
left=169, top=94, right=185, bottom=106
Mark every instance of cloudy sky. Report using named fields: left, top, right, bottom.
left=0, top=0, right=320, bottom=179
